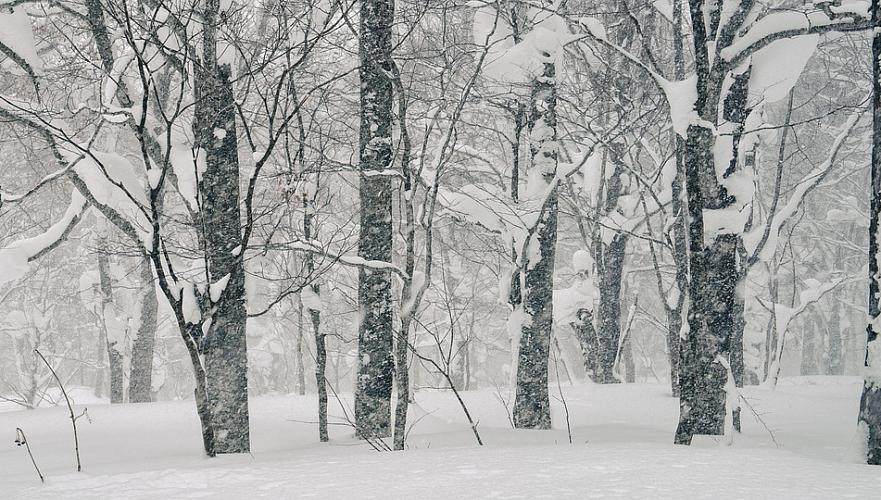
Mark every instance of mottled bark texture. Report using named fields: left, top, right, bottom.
left=676, top=3, right=752, bottom=442
left=354, top=0, right=395, bottom=439
left=594, top=231, right=627, bottom=384
left=513, top=62, right=558, bottom=430
left=860, top=0, right=881, bottom=465
left=97, top=252, right=124, bottom=404
left=129, top=255, right=157, bottom=403
left=193, top=0, right=250, bottom=453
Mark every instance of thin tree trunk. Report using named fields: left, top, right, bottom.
left=296, top=294, right=306, bottom=396
left=303, top=198, right=328, bottom=442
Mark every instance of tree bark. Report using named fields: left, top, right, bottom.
left=513, top=61, right=558, bottom=430
left=193, top=0, right=250, bottom=453
left=595, top=233, right=627, bottom=383
left=354, top=0, right=396, bottom=439
left=860, top=0, right=881, bottom=465
left=97, top=251, right=124, bottom=404
left=303, top=198, right=328, bottom=442
left=129, top=255, right=157, bottom=403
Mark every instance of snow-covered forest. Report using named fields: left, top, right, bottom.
left=2, top=0, right=881, bottom=497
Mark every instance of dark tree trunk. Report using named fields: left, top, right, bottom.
left=193, top=0, right=250, bottom=453
left=859, top=0, right=881, bottom=466
left=296, top=295, right=306, bottom=396
left=354, top=0, right=395, bottom=439
left=595, top=234, right=627, bottom=383
left=97, top=252, right=124, bottom=404
left=574, top=309, right=599, bottom=378
left=802, top=315, right=819, bottom=376
left=304, top=199, right=328, bottom=442
left=129, top=255, right=157, bottom=403
left=828, top=246, right=845, bottom=375
left=513, top=61, right=558, bottom=430
left=676, top=10, right=752, bottom=440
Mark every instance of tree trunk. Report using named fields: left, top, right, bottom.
left=296, top=294, right=306, bottom=396
left=859, top=0, right=881, bottom=465
left=595, top=234, right=626, bottom=383
left=354, top=0, right=396, bottom=439
left=802, top=316, right=819, bottom=376
left=129, top=255, right=157, bottom=403
left=304, top=199, right=328, bottom=442
left=828, top=245, right=845, bottom=375
left=97, top=251, right=124, bottom=404
left=513, top=61, right=558, bottom=430
left=676, top=28, right=751, bottom=442
left=193, top=0, right=250, bottom=453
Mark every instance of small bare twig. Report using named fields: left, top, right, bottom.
left=551, top=344, right=573, bottom=444
left=740, top=394, right=781, bottom=448
left=493, top=384, right=515, bottom=429
left=15, top=428, right=44, bottom=484
left=324, top=377, right=391, bottom=452
left=34, top=349, right=82, bottom=471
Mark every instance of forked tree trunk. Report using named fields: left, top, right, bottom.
left=513, top=61, right=558, bottom=430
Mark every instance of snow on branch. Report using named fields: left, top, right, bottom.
left=721, top=4, right=871, bottom=65
left=0, top=190, right=88, bottom=285
left=743, top=103, right=865, bottom=263
left=0, top=6, right=43, bottom=79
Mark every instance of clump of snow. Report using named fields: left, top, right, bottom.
left=659, top=76, right=698, bottom=138
left=0, top=7, right=44, bottom=75
left=0, top=190, right=87, bottom=285
left=747, top=35, right=818, bottom=107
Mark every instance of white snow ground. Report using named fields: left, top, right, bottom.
left=3, top=377, right=880, bottom=499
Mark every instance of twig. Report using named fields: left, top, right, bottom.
left=551, top=344, right=573, bottom=444
left=34, top=349, right=82, bottom=471
left=15, top=428, right=44, bottom=484
left=740, top=394, right=781, bottom=448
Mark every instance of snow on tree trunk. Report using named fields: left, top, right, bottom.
left=129, top=255, right=157, bottom=403
left=513, top=61, right=558, bottom=430
left=193, top=0, right=250, bottom=454
left=676, top=23, right=753, bottom=444
left=860, top=0, right=881, bottom=466
left=354, top=0, right=395, bottom=439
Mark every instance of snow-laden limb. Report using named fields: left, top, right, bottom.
left=0, top=163, right=77, bottom=203
left=0, top=6, right=43, bottom=77
left=68, top=150, right=153, bottom=247
left=747, top=35, right=819, bottom=107
left=0, top=190, right=87, bottom=285
left=721, top=3, right=870, bottom=63
left=577, top=17, right=697, bottom=138
left=743, top=105, right=865, bottom=262
left=762, top=276, right=851, bottom=388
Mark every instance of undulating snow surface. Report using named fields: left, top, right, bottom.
left=3, top=377, right=880, bottom=498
